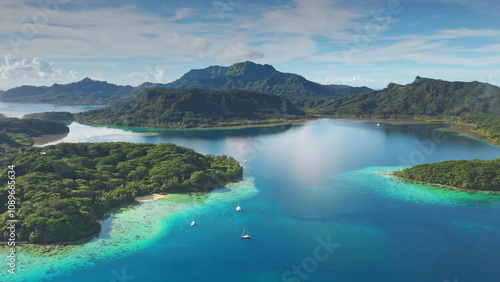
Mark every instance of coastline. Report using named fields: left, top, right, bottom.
left=391, top=173, right=500, bottom=193
left=75, top=118, right=308, bottom=131
left=0, top=178, right=258, bottom=282
left=32, top=132, right=69, bottom=146
left=331, top=116, right=498, bottom=146
left=34, top=115, right=497, bottom=147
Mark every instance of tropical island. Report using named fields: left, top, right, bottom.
left=0, top=142, right=243, bottom=243
left=394, top=159, right=500, bottom=191
left=75, top=88, right=306, bottom=129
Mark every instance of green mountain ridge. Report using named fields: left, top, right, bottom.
left=75, top=88, right=306, bottom=128
left=312, top=76, right=500, bottom=116
left=0, top=78, right=139, bottom=105
left=0, top=62, right=372, bottom=105
left=308, top=76, right=500, bottom=143
left=163, top=61, right=372, bottom=98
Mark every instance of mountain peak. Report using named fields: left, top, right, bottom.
left=76, top=77, right=106, bottom=84
left=168, top=62, right=371, bottom=98
left=411, top=76, right=437, bottom=86
left=227, top=61, right=276, bottom=76
left=179, top=61, right=277, bottom=81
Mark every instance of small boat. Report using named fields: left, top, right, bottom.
left=190, top=220, right=195, bottom=226
left=241, top=228, right=251, bottom=239
left=244, top=160, right=247, bottom=163
left=236, top=202, right=242, bottom=212
left=376, top=123, right=380, bottom=126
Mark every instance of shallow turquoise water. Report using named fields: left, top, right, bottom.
left=1, top=103, right=500, bottom=281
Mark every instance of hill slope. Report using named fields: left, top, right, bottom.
left=310, top=77, right=500, bottom=143
left=0, top=117, right=69, bottom=147
left=0, top=62, right=371, bottom=105
left=0, top=78, right=138, bottom=105
left=161, top=61, right=372, bottom=98
left=314, top=76, right=500, bottom=117
left=75, top=88, right=306, bottom=128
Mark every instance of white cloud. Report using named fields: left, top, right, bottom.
left=0, top=3, right=211, bottom=59
left=416, top=0, right=500, bottom=13
left=215, top=42, right=264, bottom=63
left=315, top=75, right=375, bottom=86
left=258, top=36, right=317, bottom=63
left=0, top=54, right=77, bottom=80
left=258, top=0, right=366, bottom=40
left=170, top=7, right=193, bottom=21
left=121, top=66, right=171, bottom=84
left=309, top=28, right=500, bottom=67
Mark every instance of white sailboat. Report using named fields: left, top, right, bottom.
left=190, top=220, right=195, bottom=226
left=236, top=202, right=242, bottom=212
left=241, top=228, right=251, bottom=239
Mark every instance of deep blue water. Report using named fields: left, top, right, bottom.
left=2, top=103, right=500, bottom=282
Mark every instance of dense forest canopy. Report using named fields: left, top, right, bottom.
left=394, top=159, right=500, bottom=191
left=0, top=142, right=243, bottom=243
left=75, top=88, right=306, bottom=128
left=23, top=111, right=75, bottom=121
left=0, top=117, right=69, bottom=147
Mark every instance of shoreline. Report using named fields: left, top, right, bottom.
left=75, top=118, right=308, bottom=131
left=32, top=132, right=69, bottom=146
left=391, top=173, right=500, bottom=194
left=330, top=116, right=497, bottom=146
left=35, top=115, right=497, bottom=146
left=2, top=185, right=243, bottom=246
left=0, top=178, right=258, bottom=281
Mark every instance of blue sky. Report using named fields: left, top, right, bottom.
left=0, top=0, right=499, bottom=90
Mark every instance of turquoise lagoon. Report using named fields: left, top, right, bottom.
left=1, top=103, right=500, bottom=281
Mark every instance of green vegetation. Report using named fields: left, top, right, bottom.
left=461, top=113, right=500, bottom=144
left=0, top=132, right=33, bottom=147
left=23, top=111, right=75, bottom=121
left=0, top=142, right=243, bottom=243
left=0, top=62, right=371, bottom=105
left=304, top=76, right=500, bottom=144
left=0, top=118, right=69, bottom=147
left=166, top=61, right=372, bottom=98
left=394, top=159, right=500, bottom=191
left=0, top=78, right=139, bottom=105
left=75, top=88, right=306, bottom=128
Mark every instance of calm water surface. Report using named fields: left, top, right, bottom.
left=1, top=103, right=500, bottom=282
